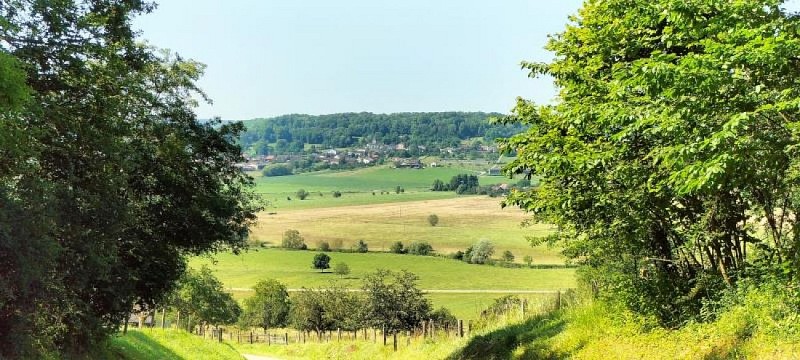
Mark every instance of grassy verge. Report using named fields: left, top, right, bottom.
left=96, top=329, right=243, bottom=359
left=448, top=287, right=800, bottom=359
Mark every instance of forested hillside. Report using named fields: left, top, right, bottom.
left=238, top=112, right=524, bottom=154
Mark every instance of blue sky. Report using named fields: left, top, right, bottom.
left=134, top=1, right=584, bottom=120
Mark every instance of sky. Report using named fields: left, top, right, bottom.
left=133, top=0, right=585, bottom=120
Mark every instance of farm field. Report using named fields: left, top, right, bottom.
left=250, top=165, right=516, bottom=211
left=251, top=196, right=559, bottom=262
left=191, top=249, right=576, bottom=319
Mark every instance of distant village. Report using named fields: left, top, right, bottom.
left=235, top=140, right=502, bottom=174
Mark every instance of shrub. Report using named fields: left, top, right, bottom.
left=333, top=262, right=350, bottom=277
left=502, top=250, right=515, bottom=262
left=281, top=229, right=306, bottom=250
left=523, top=255, right=533, bottom=267
left=332, top=191, right=342, bottom=198
left=317, top=241, right=330, bottom=252
left=427, top=214, right=439, bottom=226
left=296, top=189, right=309, bottom=200
left=389, top=241, right=406, bottom=254
left=408, top=241, right=433, bottom=256
left=312, top=253, right=331, bottom=272
left=470, top=240, right=494, bottom=264
left=354, top=240, right=369, bottom=253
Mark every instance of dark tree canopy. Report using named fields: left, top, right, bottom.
left=0, top=1, right=259, bottom=356
left=500, top=0, right=800, bottom=324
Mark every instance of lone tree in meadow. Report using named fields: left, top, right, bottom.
left=502, top=250, right=515, bottom=263
left=469, top=239, right=494, bottom=264
left=389, top=241, right=406, bottom=254
left=353, top=240, right=369, bottom=253
left=312, top=253, right=331, bottom=273
left=523, top=255, right=533, bottom=267
left=333, top=262, right=351, bottom=278
left=282, top=229, right=306, bottom=249
left=427, top=214, right=439, bottom=227
left=296, top=189, right=309, bottom=200
left=238, top=279, right=290, bottom=332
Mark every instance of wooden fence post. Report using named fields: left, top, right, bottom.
left=393, top=332, right=397, bottom=352
left=373, top=328, right=377, bottom=343
left=285, top=333, right=288, bottom=345
left=458, top=320, right=464, bottom=338
left=382, top=325, right=387, bottom=346
left=337, top=328, right=341, bottom=341
left=557, top=290, right=562, bottom=310
left=161, top=309, right=166, bottom=329
left=422, top=321, right=427, bottom=338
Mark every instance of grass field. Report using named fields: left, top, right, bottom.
left=251, top=196, right=559, bottom=263
left=191, top=249, right=575, bottom=319
left=250, top=165, right=517, bottom=211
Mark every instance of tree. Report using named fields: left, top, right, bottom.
left=173, top=267, right=241, bottom=329
left=0, top=2, right=259, bottom=356
left=239, top=279, right=290, bottom=332
left=427, top=214, right=439, bottom=227
left=502, top=250, right=515, bottom=263
left=354, top=240, right=369, bottom=253
left=282, top=229, right=307, bottom=249
left=291, top=289, right=331, bottom=337
left=395, top=186, right=402, bottom=194
left=499, top=0, right=800, bottom=324
left=389, top=241, right=406, bottom=254
left=470, top=240, right=494, bottom=264
left=296, top=189, right=309, bottom=200
left=313, top=253, right=331, bottom=273
left=333, top=262, right=351, bottom=278
left=362, top=270, right=430, bottom=332
left=408, top=242, right=434, bottom=256
left=523, top=255, right=533, bottom=267
left=317, top=241, right=331, bottom=252
left=332, top=191, right=342, bottom=198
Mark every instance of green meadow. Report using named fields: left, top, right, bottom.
left=191, top=249, right=576, bottom=319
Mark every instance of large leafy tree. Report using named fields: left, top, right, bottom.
left=362, top=269, right=430, bottom=332
left=500, top=0, right=800, bottom=324
left=0, top=1, right=259, bottom=355
left=239, top=279, right=291, bottom=332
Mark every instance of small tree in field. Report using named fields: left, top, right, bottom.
left=317, top=241, right=330, bottom=252
left=312, top=253, right=331, bottom=273
left=239, top=279, right=290, bottom=332
left=523, top=255, right=533, bottom=267
left=389, top=241, right=406, bottom=254
left=502, top=250, right=515, bottom=263
left=427, top=214, right=439, bottom=227
left=282, top=229, right=306, bottom=249
left=333, top=262, right=350, bottom=278
left=354, top=240, right=369, bottom=253
left=296, top=189, right=309, bottom=200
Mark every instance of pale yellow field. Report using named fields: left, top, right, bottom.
left=250, top=196, right=563, bottom=264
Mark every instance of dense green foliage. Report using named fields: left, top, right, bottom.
left=171, top=267, right=241, bottom=328
left=361, top=270, right=432, bottom=332
left=501, top=0, right=800, bottom=325
left=239, top=112, right=523, bottom=155
left=312, top=253, right=331, bottom=272
left=0, top=1, right=258, bottom=356
left=432, top=174, right=480, bottom=194
left=281, top=229, right=307, bottom=249
left=239, top=279, right=290, bottom=331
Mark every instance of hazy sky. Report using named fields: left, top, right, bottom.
left=133, top=1, right=584, bottom=120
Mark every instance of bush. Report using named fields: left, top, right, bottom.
left=333, top=262, right=350, bottom=277
left=317, top=241, right=330, bottom=252
left=408, top=241, right=433, bottom=256
left=502, top=250, right=515, bottom=262
left=469, top=240, right=494, bottom=264
left=296, top=189, right=309, bottom=200
left=262, top=165, right=292, bottom=177
left=354, top=240, right=369, bottom=253
left=332, top=191, right=342, bottom=198
left=427, top=214, right=439, bottom=226
left=523, top=255, right=533, bottom=266
left=389, top=241, right=406, bottom=254
left=281, top=229, right=306, bottom=250
left=449, top=251, right=464, bottom=261
left=312, top=253, right=331, bottom=272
